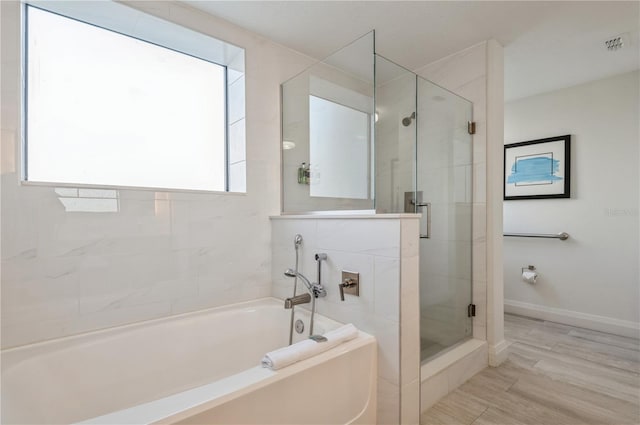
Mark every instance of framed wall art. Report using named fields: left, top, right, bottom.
left=504, top=135, right=571, bottom=200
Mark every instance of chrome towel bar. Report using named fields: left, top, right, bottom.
left=503, top=232, right=570, bottom=241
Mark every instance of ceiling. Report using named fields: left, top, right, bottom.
left=184, top=1, right=640, bottom=101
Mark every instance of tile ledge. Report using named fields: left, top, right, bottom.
left=271, top=213, right=421, bottom=220
left=420, top=339, right=487, bottom=381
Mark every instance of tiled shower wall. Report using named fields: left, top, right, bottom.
left=271, top=215, right=420, bottom=424
left=0, top=1, right=314, bottom=348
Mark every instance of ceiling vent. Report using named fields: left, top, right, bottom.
left=605, top=33, right=628, bottom=51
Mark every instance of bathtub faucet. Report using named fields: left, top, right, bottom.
left=284, top=293, right=311, bottom=309
left=283, top=270, right=327, bottom=299
left=283, top=269, right=327, bottom=336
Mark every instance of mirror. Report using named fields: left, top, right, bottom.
left=282, top=32, right=375, bottom=213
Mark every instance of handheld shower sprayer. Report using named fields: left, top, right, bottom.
left=287, top=234, right=303, bottom=345
left=284, top=269, right=313, bottom=292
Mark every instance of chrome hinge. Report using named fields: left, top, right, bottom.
left=467, top=304, right=476, bottom=317
left=467, top=121, right=476, bottom=135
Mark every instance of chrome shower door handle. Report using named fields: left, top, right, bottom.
left=415, top=202, right=431, bottom=239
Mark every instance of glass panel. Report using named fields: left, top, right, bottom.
left=417, top=78, right=473, bottom=361
left=282, top=32, right=374, bottom=213
left=309, top=96, right=370, bottom=199
left=281, top=31, right=474, bottom=366
left=374, top=55, right=417, bottom=214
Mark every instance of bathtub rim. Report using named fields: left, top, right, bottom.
left=1, top=297, right=321, bottom=355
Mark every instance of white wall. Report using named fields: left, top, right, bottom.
left=271, top=215, right=420, bottom=425
left=504, top=71, right=640, bottom=337
left=0, top=0, right=314, bottom=348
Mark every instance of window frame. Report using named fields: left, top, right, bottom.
left=20, top=2, right=246, bottom=194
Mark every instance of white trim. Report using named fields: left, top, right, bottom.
left=420, top=339, right=486, bottom=381
left=271, top=213, right=421, bottom=219
left=504, top=299, right=640, bottom=339
left=488, top=339, right=510, bottom=367
left=20, top=180, right=247, bottom=196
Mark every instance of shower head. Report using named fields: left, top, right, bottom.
left=284, top=269, right=313, bottom=292
left=402, top=112, right=416, bottom=127
left=294, top=234, right=303, bottom=248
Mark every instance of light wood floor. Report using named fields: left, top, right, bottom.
left=421, top=314, right=640, bottom=425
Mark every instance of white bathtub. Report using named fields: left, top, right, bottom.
left=1, top=298, right=377, bottom=424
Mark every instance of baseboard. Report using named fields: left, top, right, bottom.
left=489, top=339, right=511, bottom=367
left=504, top=299, right=640, bottom=339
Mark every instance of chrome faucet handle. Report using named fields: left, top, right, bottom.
left=339, top=278, right=356, bottom=301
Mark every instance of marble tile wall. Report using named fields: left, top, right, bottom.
left=0, top=0, right=314, bottom=348
left=271, top=215, right=420, bottom=425
left=227, top=59, right=247, bottom=193
left=400, top=218, right=421, bottom=425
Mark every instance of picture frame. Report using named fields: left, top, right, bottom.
left=504, top=135, right=571, bottom=200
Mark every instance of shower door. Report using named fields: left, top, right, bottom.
left=373, top=54, right=473, bottom=362
left=416, top=78, right=473, bottom=361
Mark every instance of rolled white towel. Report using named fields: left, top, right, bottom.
left=324, top=323, right=358, bottom=344
left=261, top=339, right=318, bottom=370
left=261, top=323, right=359, bottom=370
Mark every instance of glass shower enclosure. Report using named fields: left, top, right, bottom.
left=375, top=54, right=473, bottom=361
left=281, top=31, right=473, bottom=363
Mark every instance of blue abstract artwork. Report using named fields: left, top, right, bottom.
left=504, top=135, right=570, bottom=199
left=507, top=154, right=562, bottom=186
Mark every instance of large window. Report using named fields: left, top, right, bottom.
left=24, top=4, right=245, bottom=192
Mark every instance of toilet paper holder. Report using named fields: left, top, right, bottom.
left=521, top=265, right=538, bottom=284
